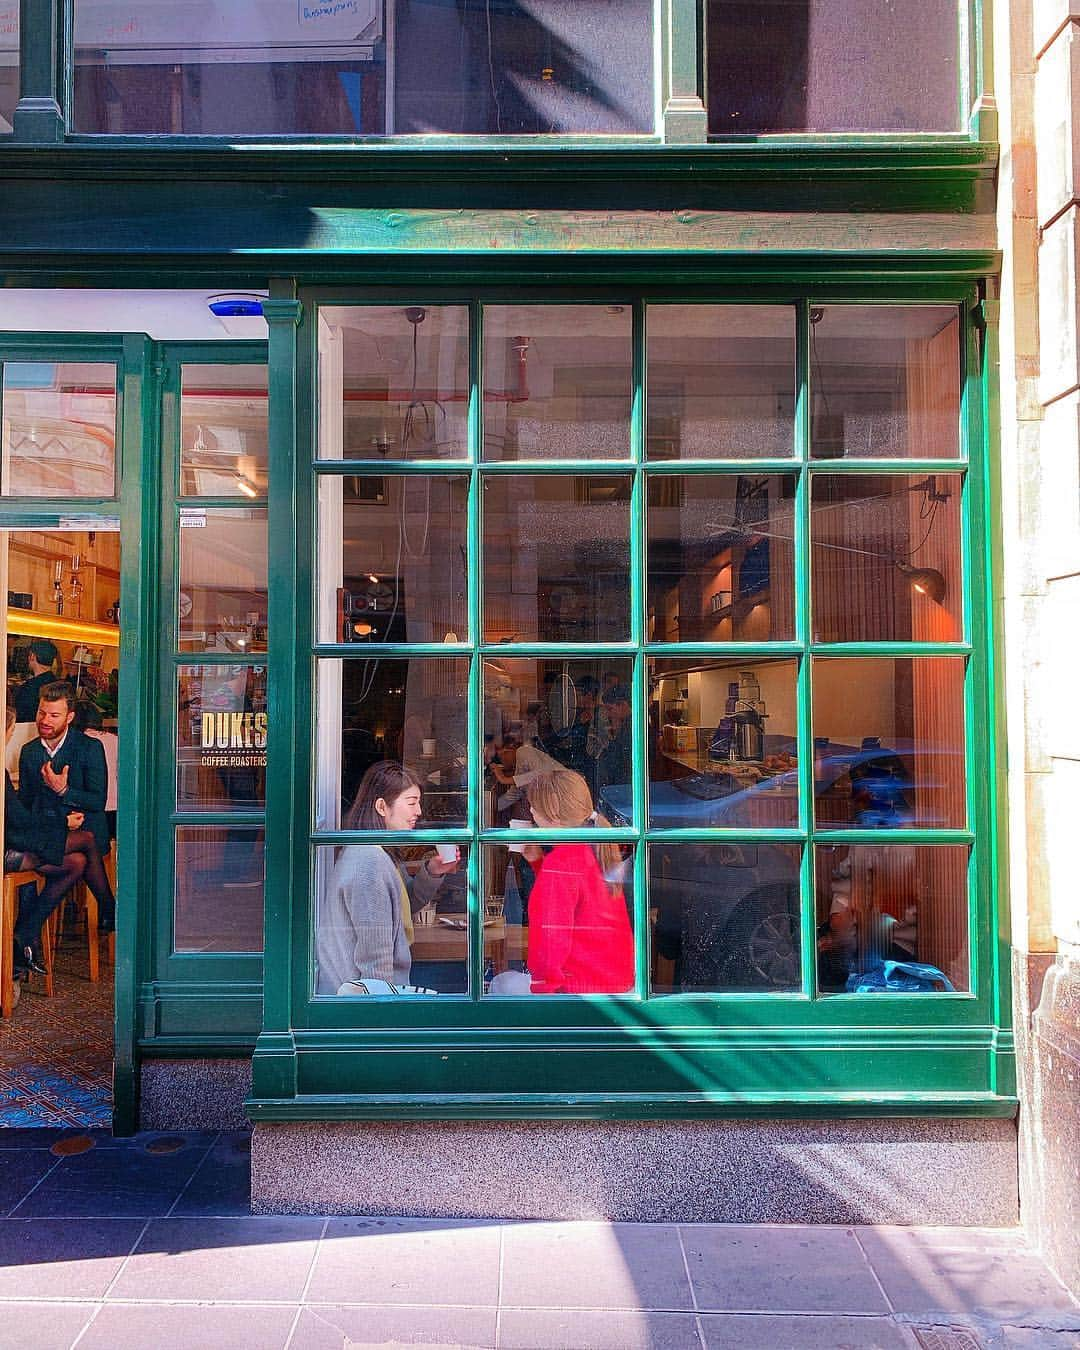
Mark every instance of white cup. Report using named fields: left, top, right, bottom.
left=417, top=904, right=437, bottom=927
left=507, top=818, right=533, bottom=854
left=435, top=844, right=460, bottom=864
left=421, top=738, right=436, bottom=759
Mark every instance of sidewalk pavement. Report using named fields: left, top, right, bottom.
left=0, top=1128, right=1077, bottom=1350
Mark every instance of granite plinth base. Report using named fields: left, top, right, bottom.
left=1015, top=949, right=1080, bottom=1298
left=139, top=1058, right=252, bottom=1132
left=251, top=1117, right=1019, bottom=1223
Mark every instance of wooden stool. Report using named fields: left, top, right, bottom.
left=2, top=870, right=55, bottom=1017
left=53, top=882, right=100, bottom=983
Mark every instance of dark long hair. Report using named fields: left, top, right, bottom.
left=344, top=760, right=422, bottom=830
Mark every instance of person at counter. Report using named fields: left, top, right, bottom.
left=316, top=760, right=459, bottom=994
left=502, top=769, right=633, bottom=996
left=13, top=640, right=58, bottom=724
left=488, top=727, right=563, bottom=814
left=17, top=682, right=116, bottom=934
left=593, top=683, right=633, bottom=796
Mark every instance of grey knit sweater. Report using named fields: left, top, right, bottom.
left=316, top=845, right=443, bottom=994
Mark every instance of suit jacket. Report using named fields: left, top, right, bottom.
left=18, top=728, right=109, bottom=854
left=13, top=670, right=56, bottom=724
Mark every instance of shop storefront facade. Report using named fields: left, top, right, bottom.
left=0, top=0, right=1026, bottom=1221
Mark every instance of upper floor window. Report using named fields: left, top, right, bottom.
left=706, top=0, right=963, bottom=134
left=72, top=0, right=655, bottom=136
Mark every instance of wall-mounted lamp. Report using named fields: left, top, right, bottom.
left=896, top=562, right=947, bottom=603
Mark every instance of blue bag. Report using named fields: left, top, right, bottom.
left=846, top=960, right=955, bottom=993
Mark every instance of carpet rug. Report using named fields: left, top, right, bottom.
left=0, top=936, right=113, bottom=1128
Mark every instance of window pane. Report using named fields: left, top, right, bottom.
left=483, top=474, right=631, bottom=640
left=811, top=473, right=963, bottom=643
left=706, top=0, right=960, bottom=133
left=317, top=475, right=468, bottom=644
left=1, top=362, right=116, bottom=497
left=810, top=307, right=960, bottom=460
left=395, top=0, right=653, bottom=133
left=314, top=842, right=469, bottom=996
left=320, top=306, right=469, bottom=462
left=484, top=306, right=632, bottom=461
left=646, top=658, right=799, bottom=829
left=651, top=843, right=801, bottom=994
left=178, top=508, right=268, bottom=653
left=74, top=2, right=387, bottom=134
left=816, top=844, right=969, bottom=993
left=484, top=657, right=634, bottom=826
left=181, top=364, right=268, bottom=498
left=316, top=657, right=469, bottom=831
left=647, top=474, right=796, bottom=642
left=646, top=306, right=796, bottom=460
left=812, top=657, right=966, bottom=829
left=174, top=826, right=264, bottom=953
left=176, top=664, right=267, bottom=812
left=483, top=843, right=635, bottom=996
left=74, top=0, right=653, bottom=135
left=0, top=6, right=16, bottom=133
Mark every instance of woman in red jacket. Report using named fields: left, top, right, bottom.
left=521, top=769, right=634, bottom=995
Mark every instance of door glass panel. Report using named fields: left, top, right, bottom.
left=810, top=307, right=960, bottom=460
left=317, top=474, right=468, bottom=644
left=174, top=825, right=265, bottom=953
left=181, top=364, right=268, bottom=497
left=1, top=362, right=117, bottom=497
left=482, top=843, right=635, bottom=996
left=484, top=657, right=634, bottom=826
left=650, top=843, right=802, bottom=994
left=647, top=658, right=799, bottom=829
left=176, top=664, right=267, bottom=812
left=707, top=0, right=961, bottom=133
left=482, top=474, right=632, bottom=640
left=314, top=842, right=469, bottom=997
left=816, top=843, right=969, bottom=993
left=647, top=474, right=796, bottom=641
left=812, top=657, right=967, bottom=829
left=319, top=306, right=469, bottom=461
left=315, top=657, right=470, bottom=831
left=646, top=306, right=796, bottom=460
left=0, top=5, right=16, bottom=133
left=811, top=473, right=963, bottom=643
left=178, top=507, right=268, bottom=653
left=484, top=306, right=632, bottom=461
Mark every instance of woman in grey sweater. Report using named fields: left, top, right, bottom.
left=316, top=761, right=457, bottom=994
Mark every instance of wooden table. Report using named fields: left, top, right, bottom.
left=411, top=918, right=528, bottom=974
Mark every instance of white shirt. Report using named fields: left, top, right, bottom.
left=41, top=731, right=68, bottom=760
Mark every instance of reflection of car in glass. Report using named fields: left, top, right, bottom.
left=651, top=844, right=801, bottom=992
left=600, top=738, right=959, bottom=831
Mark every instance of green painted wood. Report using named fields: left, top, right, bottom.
left=662, top=0, right=708, bottom=143
left=12, top=0, right=64, bottom=143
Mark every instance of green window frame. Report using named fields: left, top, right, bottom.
left=249, top=286, right=1014, bottom=1120
left=6, top=0, right=996, bottom=146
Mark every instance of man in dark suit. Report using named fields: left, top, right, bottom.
left=18, top=680, right=115, bottom=932
left=13, top=639, right=59, bottom=723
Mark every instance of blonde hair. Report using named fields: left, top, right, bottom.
left=5, top=704, right=15, bottom=730
left=525, top=769, right=623, bottom=881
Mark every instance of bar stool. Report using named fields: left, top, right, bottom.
left=1, top=869, right=55, bottom=1018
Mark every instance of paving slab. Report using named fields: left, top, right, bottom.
left=0, top=1300, right=97, bottom=1349
left=169, top=1131, right=253, bottom=1217
left=499, top=1307, right=702, bottom=1349
left=699, top=1312, right=917, bottom=1349
left=857, top=1228, right=1078, bottom=1317
left=107, top=1216, right=325, bottom=1303
left=75, top=1301, right=297, bottom=1349
left=306, top=1217, right=501, bottom=1308
left=290, top=1304, right=498, bottom=1349
left=11, top=1136, right=212, bottom=1217
left=682, top=1224, right=890, bottom=1314
left=500, top=1220, right=694, bottom=1311
left=0, top=1216, right=146, bottom=1299
left=0, top=1146, right=58, bottom=1214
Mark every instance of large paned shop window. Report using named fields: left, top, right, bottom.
left=706, top=0, right=964, bottom=134
left=0, top=3, right=16, bottom=135
left=172, top=364, right=269, bottom=954
left=72, top=1, right=653, bottom=135
left=313, top=302, right=971, bottom=1001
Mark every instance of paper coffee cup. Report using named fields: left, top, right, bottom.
left=421, top=738, right=436, bottom=758
left=435, top=844, right=460, bottom=864
left=507, top=818, right=533, bottom=854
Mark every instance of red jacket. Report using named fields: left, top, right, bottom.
left=528, top=843, right=635, bottom=994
